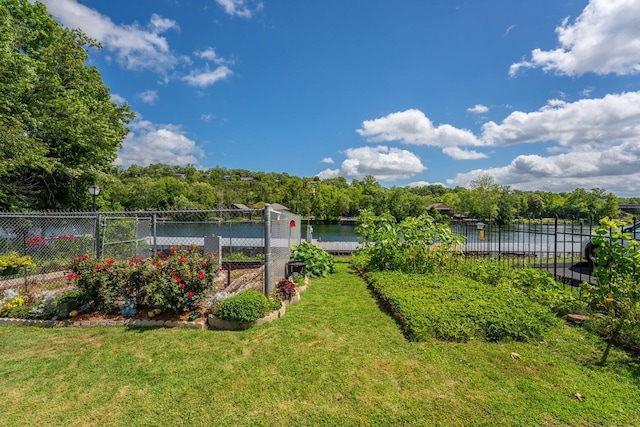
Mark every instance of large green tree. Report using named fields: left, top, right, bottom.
left=0, top=0, right=133, bottom=210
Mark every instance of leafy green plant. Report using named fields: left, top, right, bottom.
left=214, top=289, right=274, bottom=322
left=290, top=241, right=334, bottom=278
left=581, top=217, right=640, bottom=363
left=354, top=210, right=464, bottom=274
left=275, top=278, right=296, bottom=301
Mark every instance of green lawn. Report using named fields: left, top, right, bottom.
left=1, top=259, right=638, bottom=426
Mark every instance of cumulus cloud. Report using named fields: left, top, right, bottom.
left=321, top=157, right=335, bottom=164
left=115, top=120, right=205, bottom=168
left=510, top=0, right=640, bottom=76
left=318, top=146, right=425, bottom=182
left=467, top=104, right=489, bottom=114
left=356, top=109, right=485, bottom=160
left=442, top=147, right=488, bottom=160
left=136, top=90, right=159, bottom=104
left=42, top=0, right=179, bottom=73
left=111, top=94, right=127, bottom=104
left=447, top=140, right=640, bottom=197
left=215, top=0, right=264, bottom=18
left=481, top=91, right=640, bottom=147
left=405, top=181, right=447, bottom=188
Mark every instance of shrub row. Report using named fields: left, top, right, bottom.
left=367, top=271, right=560, bottom=342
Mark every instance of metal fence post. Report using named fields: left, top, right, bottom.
left=152, top=212, right=158, bottom=255
left=553, top=215, right=558, bottom=279
left=264, top=204, right=272, bottom=296
left=94, top=212, right=101, bottom=259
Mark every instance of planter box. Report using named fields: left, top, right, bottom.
left=57, top=300, right=78, bottom=318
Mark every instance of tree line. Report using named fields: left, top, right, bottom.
left=90, top=164, right=624, bottom=223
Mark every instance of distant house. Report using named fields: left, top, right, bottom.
left=174, top=173, right=186, bottom=179
left=269, top=203, right=290, bottom=212
left=426, top=203, right=454, bottom=218
left=231, top=203, right=252, bottom=211
left=240, top=177, right=254, bottom=182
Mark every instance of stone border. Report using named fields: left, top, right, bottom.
left=0, top=287, right=308, bottom=331
left=0, top=316, right=207, bottom=329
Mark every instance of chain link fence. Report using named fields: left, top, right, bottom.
left=0, top=205, right=301, bottom=297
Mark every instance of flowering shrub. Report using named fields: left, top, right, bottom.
left=147, top=246, right=218, bottom=314
left=25, top=236, right=46, bottom=247
left=69, top=254, right=120, bottom=311
left=68, top=246, right=220, bottom=314
left=275, top=278, right=296, bottom=301
left=0, top=290, right=39, bottom=319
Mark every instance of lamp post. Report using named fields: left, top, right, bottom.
left=88, top=185, right=101, bottom=212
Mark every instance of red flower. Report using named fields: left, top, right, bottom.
left=162, top=257, right=168, bottom=261
left=169, top=247, right=175, bottom=253
left=83, top=254, right=90, bottom=259
left=180, top=283, right=185, bottom=289
left=198, top=271, right=205, bottom=279
left=157, top=251, right=163, bottom=257
left=172, top=275, right=182, bottom=282
left=180, top=256, right=186, bottom=263
left=75, top=273, right=80, bottom=279
left=67, top=273, right=74, bottom=280
left=106, top=259, right=115, bottom=265
left=199, top=261, right=206, bottom=267
left=129, top=261, right=135, bottom=267
left=188, top=291, right=194, bottom=297
left=104, top=265, right=110, bottom=270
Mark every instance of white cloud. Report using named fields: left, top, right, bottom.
left=442, top=147, right=488, bottom=160
left=447, top=140, right=640, bottom=197
left=195, top=47, right=233, bottom=66
left=320, top=146, right=425, bottom=182
left=115, top=120, right=205, bottom=168
left=467, top=104, right=489, bottom=114
left=321, top=157, right=334, bottom=164
left=481, top=91, right=640, bottom=147
left=111, top=94, right=127, bottom=104
left=405, top=181, right=447, bottom=188
left=183, top=65, right=233, bottom=87
left=356, top=109, right=485, bottom=160
left=215, top=0, right=263, bottom=18
left=510, top=0, right=640, bottom=76
left=42, top=0, right=179, bottom=74
left=201, top=113, right=215, bottom=122
left=136, top=90, right=159, bottom=104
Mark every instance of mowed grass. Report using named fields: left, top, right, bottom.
left=1, top=259, right=639, bottom=426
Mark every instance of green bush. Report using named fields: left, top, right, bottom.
left=368, top=271, right=559, bottom=342
left=290, top=241, right=334, bottom=278
left=214, top=290, right=274, bottom=322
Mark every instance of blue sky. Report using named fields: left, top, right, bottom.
left=42, top=0, right=640, bottom=196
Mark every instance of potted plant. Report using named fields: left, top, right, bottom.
left=0, top=252, right=36, bottom=277
left=56, top=290, right=81, bottom=318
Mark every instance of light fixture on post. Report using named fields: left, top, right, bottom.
left=476, top=221, right=486, bottom=241
left=88, top=185, right=101, bottom=212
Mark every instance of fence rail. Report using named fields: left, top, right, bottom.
left=0, top=206, right=301, bottom=296
left=452, top=216, right=638, bottom=286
